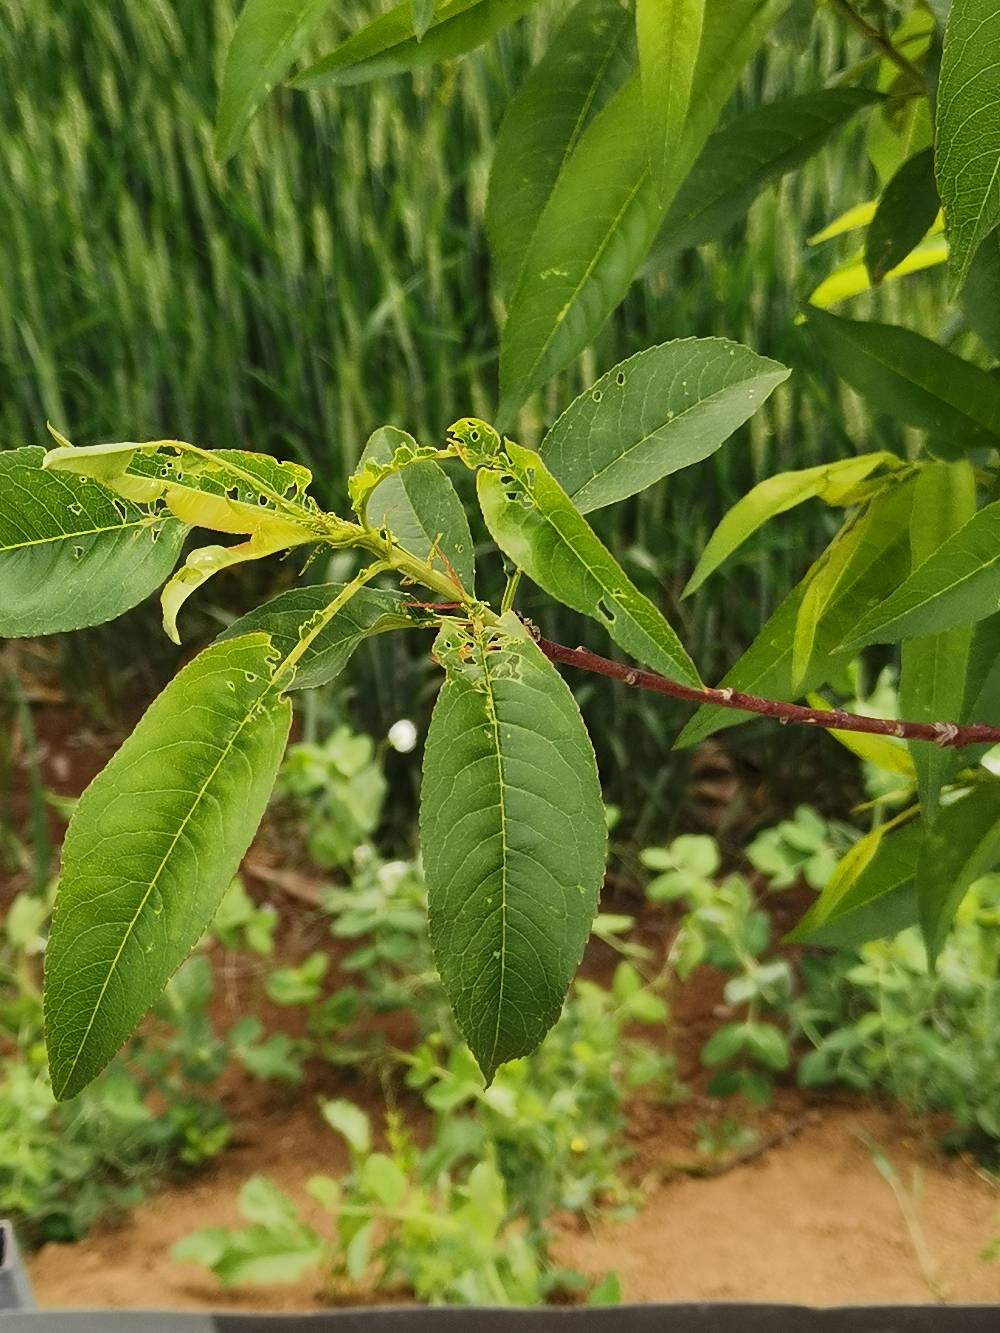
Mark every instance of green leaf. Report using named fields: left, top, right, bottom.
left=356, top=426, right=474, bottom=591
left=44, top=635, right=292, bottom=1099
left=637, top=0, right=705, bottom=201
left=412, top=0, right=436, bottom=38
left=485, top=0, right=635, bottom=301
left=539, top=338, right=789, bottom=514
left=935, top=0, right=1000, bottom=294
left=844, top=499, right=1000, bottom=648
left=292, top=0, right=535, bottom=88
left=649, top=88, right=879, bottom=260
left=215, top=0, right=334, bottom=162
left=789, top=817, right=921, bottom=947
left=918, top=782, right=1000, bottom=961
left=684, top=452, right=898, bottom=596
left=476, top=438, right=701, bottom=686
left=791, top=510, right=868, bottom=692
left=865, top=147, right=940, bottom=284
left=805, top=309, right=1000, bottom=449
left=899, top=462, right=976, bottom=819
left=321, top=1099, right=371, bottom=1155
left=497, top=0, right=790, bottom=423
left=961, top=226, right=1000, bottom=357
left=420, top=616, right=606, bottom=1081
left=218, top=582, right=425, bottom=691
left=677, top=479, right=915, bottom=747
left=805, top=694, right=915, bottom=779
left=0, top=446, right=187, bottom=638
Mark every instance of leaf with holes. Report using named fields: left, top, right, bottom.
left=215, top=0, right=335, bottom=162
left=0, top=447, right=187, bottom=638
left=420, top=616, right=605, bottom=1080
left=478, top=440, right=701, bottom=686
left=44, top=635, right=292, bottom=1099
left=539, top=338, right=789, bottom=514
left=935, top=0, right=1000, bottom=294
left=292, top=0, right=535, bottom=88
left=486, top=0, right=635, bottom=300
left=355, top=426, right=474, bottom=591
left=217, top=583, right=426, bottom=691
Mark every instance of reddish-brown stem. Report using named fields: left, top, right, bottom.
left=535, top=638, right=1000, bottom=750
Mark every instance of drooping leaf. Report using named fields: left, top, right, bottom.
left=485, top=0, right=635, bottom=300
left=935, top=0, right=1000, bottom=294
left=292, top=0, right=535, bottom=88
left=684, top=452, right=899, bottom=596
left=217, top=583, right=427, bottom=690
left=637, top=0, right=704, bottom=200
left=648, top=88, right=879, bottom=260
left=865, top=147, right=940, bottom=283
left=0, top=447, right=186, bottom=638
left=497, top=0, right=790, bottom=424
left=215, top=0, right=335, bottom=162
left=898, top=461, right=976, bottom=819
left=472, top=435, right=701, bottom=686
left=420, top=616, right=606, bottom=1081
left=677, top=479, right=916, bottom=747
left=917, top=781, right=1000, bottom=962
left=45, top=635, right=292, bottom=1100
left=354, top=426, right=475, bottom=591
left=805, top=308, right=1000, bottom=448
left=539, top=338, right=789, bottom=514
left=789, top=817, right=921, bottom=947
left=844, top=499, right=1000, bottom=648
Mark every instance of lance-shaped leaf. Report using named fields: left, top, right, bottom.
left=899, top=461, right=976, bottom=820
left=420, top=616, right=606, bottom=1081
left=684, top=452, right=899, bottom=596
left=637, top=0, right=704, bottom=201
left=218, top=583, right=427, bottom=691
left=353, top=427, right=474, bottom=591
left=918, top=781, right=1000, bottom=963
left=44, top=634, right=292, bottom=1100
left=806, top=309, right=1000, bottom=449
left=788, top=817, right=921, bottom=948
left=215, top=0, right=335, bottom=163
left=497, top=0, right=790, bottom=423
left=677, top=480, right=916, bottom=747
left=649, top=88, right=879, bottom=261
left=539, top=338, right=789, bottom=514
left=486, top=0, right=635, bottom=300
left=0, top=447, right=186, bottom=638
left=807, top=232, right=948, bottom=308
left=292, top=0, right=535, bottom=88
left=475, top=438, right=700, bottom=686
left=935, top=0, right=1000, bottom=294
left=865, top=147, right=940, bottom=284
left=844, top=500, right=1000, bottom=648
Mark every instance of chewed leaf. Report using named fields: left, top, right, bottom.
left=43, top=436, right=327, bottom=540
left=421, top=615, right=606, bottom=1081
left=0, top=446, right=186, bottom=637
left=44, top=634, right=292, bottom=1100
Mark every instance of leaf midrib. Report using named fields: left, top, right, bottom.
left=476, top=630, right=509, bottom=1073
left=54, top=672, right=274, bottom=1095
